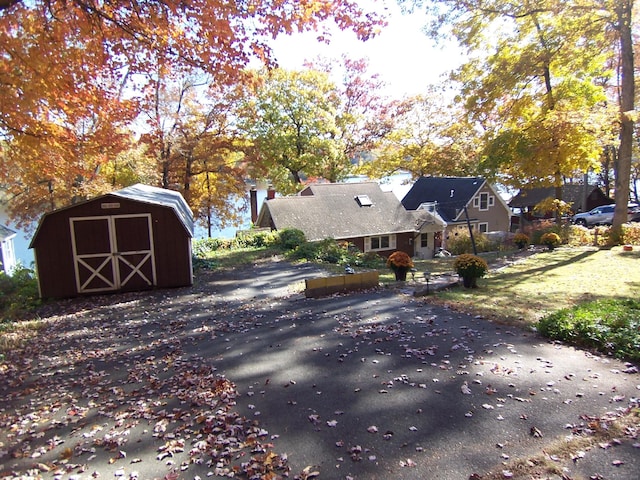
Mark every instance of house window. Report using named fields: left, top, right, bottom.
left=478, top=222, right=488, bottom=233
left=371, top=235, right=390, bottom=250
left=474, top=192, right=492, bottom=211
left=420, top=233, right=428, bottom=248
left=366, top=234, right=396, bottom=252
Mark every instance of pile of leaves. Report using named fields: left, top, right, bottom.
left=538, top=298, right=640, bottom=362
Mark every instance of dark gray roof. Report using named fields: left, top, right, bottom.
left=257, top=182, right=444, bottom=242
left=508, top=185, right=611, bottom=209
left=401, top=177, right=486, bottom=222
left=113, top=184, right=194, bottom=235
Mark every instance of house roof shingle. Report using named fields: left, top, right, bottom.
left=401, top=177, right=486, bottom=222
left=257, top=182, right=444, bottom=242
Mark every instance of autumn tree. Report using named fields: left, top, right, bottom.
left=0, top=0, right=384, bottom=226
left=313, top=56, right=404, bottom=172
left=170, top=83, right=250, bottom=236
left=406, top=0, right=634, bottom=232
left=239, top=68, right=347, bottom=194
left=137, top=69, right=253, bottom=235
left=99, top=142, right=160, bottom=189
left=357, top=87, right=480, bottom=179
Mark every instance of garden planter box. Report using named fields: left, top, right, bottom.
left=305, top=271, right=379, bottom=298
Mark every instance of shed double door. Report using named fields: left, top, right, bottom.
left=70, top=214, right=157, bottom=294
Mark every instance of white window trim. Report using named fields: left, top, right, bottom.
left=478, top=192, right=490, bottom=211
left=364, top=234, right=397, bottom=252
left=420, top=232, right=429, bottom=248
left=477, top=222, right=489, bottom=233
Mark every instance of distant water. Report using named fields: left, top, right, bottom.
left=194, top=188, right=267, bottom=240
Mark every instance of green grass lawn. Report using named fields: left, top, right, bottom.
left=428, top=246, right=640, bottom=327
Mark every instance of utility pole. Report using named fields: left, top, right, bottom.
left=463, top=206, right=477, bottom=255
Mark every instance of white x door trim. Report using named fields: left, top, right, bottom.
left=70, top=214, right=157, bottom=294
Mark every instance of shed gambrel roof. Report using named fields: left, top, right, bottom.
left=256, top=182, right=444, bottom=242
left=112, top=184, right=195, bottom=236
left=509, top=185, right=612, bottom=209
left=401, top=176, right=487, bottom=222
left=29, top=184, right=194, bottom=249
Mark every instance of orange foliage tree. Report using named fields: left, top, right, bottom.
left=0, top=0, right=384, bottom=228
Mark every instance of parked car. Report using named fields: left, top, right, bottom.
left=572, top=203, right=639, bottom=227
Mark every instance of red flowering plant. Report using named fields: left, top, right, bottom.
left=386, top=251, right=414, bottom=271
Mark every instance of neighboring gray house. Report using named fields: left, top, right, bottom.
left=402, top=177, right=511, bottom=242
left=256, top=182, right=446, bottom=259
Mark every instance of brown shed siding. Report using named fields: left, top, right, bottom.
left=31, top=192, right=193, bottom=299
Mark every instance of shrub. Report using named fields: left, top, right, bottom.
left=453, top=254, right=488, bottom=279
left=621, top=223, right=640, bottom=245
left=446, top=231, right=499, bottom=255
left=538, top=299, right=640, bottom=362
left=513, top=233, right=529, bottom=249
left=540, top=232, right=561, bottom=250
left=234, top=230, right=279, bottom=248
left=566, top=224, right=593, bottom=247
left=192, top=238, right=225, bottom=257
left=277, top=228, right=306, bottom=250
left=292, top=238, right=348, bottom=264
left=287, top=239, right=383, bottom=269
left=0, top=266, right=41, bottom=321
left=524, top=220, right=571, bottom=245
left=358, top=251, right=385, bottom=269
left=289, top=241, right=323, bottom=262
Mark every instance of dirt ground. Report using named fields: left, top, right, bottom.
left=1, top=258, right=639, bottom=480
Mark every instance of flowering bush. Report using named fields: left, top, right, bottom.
left=621, top=223, right=640, bottom=245
left=540, top=232, right=561, bottom=250
left=386, top=251, right=414, bottom=270
left=446, top=231, right=498, bottom=255
left=453, top=254, right=488, bottom=280
left=513, top=233, right=529, bottom=249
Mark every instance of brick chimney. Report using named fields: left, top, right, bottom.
left=267, top=185, right=276, bottom=200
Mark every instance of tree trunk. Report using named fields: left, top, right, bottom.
left=611, top=0, right=634, bottom=243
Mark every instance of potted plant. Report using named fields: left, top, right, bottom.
left=453, top=253, right=488, bottom=288
left=513, top=233, right=529, bottom=250
left=540, top=232, right=561, bottom=251
left=386, top=251, right=414, bottom=281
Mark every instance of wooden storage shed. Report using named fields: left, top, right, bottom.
left=30, top=184, right=194, bottom=299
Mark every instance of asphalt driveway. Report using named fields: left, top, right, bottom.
left=1, top=258, right=638, bottom=479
